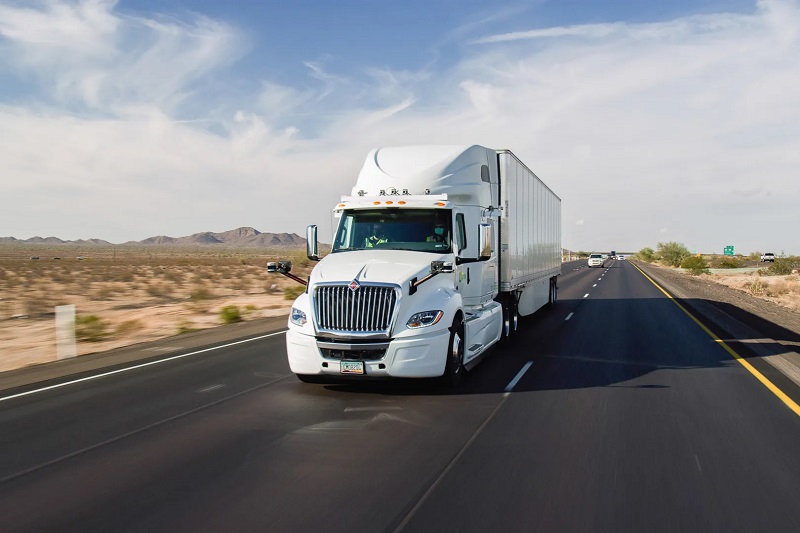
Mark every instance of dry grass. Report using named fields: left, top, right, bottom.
left=0, top=245, right=311, bottom=372
left=705, top=270, right=800, bottom=311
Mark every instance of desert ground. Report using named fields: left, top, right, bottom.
left=1, top=246, right=797, bottom=374
left=0, top=245, right=310, bottom=373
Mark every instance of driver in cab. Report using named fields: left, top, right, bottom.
left=426, top=223, right=446, bottom=243
left=364, top=223, right=389, bottom=248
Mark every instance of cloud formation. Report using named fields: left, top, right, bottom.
left=1, top=0, right=798, bottom=255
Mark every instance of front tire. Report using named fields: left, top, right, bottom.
left=442, top=317, right=465, bottom=386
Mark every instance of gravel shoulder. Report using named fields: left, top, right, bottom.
left=0, top=315, right=289, bottom=394
left=633, top=261, right=800, bottom=337
left=633, top=261, right=800, bottom=394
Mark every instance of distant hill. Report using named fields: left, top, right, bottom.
left=0, top=227, right=308, bottom=249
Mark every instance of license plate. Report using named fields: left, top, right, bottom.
left=340, top=361, right=365, bottom=375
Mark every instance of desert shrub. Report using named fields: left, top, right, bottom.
left=762, top=258, right=796, bottom=276
left=766, top=281, right=789, bottom=297
left=163, top=270, right=184, bottom=283
left=681, top=255, right=710, bottom=275
left=146, top=283, right=174, bottom=298
left=75, top=314, right=109, bottom=342
left=93, top=286, right=117, bottom=300
left=744, top=279, right=768, bottom=296
left=284, top=286, right=306, bottom=301
left=229, top=278, right=250, bottom=291
left=636, top=247, right=656, bottom=262
left=176, top=320, right=198, bottom=334
left=189, top=287, right=214, bottom=301
left=657, top=241, right=691, bottom=267
left=715, top=258, right=744, bottom=269
left=219, top=305, right=242, bottom=324
left=115, top=319, right=144, bottom=335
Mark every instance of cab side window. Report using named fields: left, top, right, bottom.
left=455, top=213, right=467, bottom=252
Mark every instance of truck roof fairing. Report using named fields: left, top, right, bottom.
left=353, top=145, right=496, bottom=207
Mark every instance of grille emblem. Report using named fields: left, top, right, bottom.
left=349, top=279, right=360, bottom=292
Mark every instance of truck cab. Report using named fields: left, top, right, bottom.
left=272, top=145, right=560, bottom=384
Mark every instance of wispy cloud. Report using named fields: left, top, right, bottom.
left=1, top=0, right=799, bottom=253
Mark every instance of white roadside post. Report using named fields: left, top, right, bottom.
left=56, top=304, right=77, bottom=360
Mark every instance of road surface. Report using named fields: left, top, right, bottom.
left=1, top=260, right=799, bottom=532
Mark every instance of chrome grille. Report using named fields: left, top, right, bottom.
left=314, top=284, right=399, bottom=333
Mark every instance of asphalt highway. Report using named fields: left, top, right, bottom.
left=1, top=260, right=799, bottom=532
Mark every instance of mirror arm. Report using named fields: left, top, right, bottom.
left=409, top=261, right=453, bottom=295
left=267, top=261, right=308, bottom=286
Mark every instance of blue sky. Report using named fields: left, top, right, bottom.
left=1, top=0, right=797, bottom=255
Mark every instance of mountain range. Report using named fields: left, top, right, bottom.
left=0, top=227, right=307, bottom=249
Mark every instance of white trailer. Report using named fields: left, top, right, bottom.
left=270, top=145, right=561, bottom=384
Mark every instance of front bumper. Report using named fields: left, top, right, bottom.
left=286, top=327, right=451, bottom=378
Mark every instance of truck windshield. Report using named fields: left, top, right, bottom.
left=332, top=209, right=452, bottom=253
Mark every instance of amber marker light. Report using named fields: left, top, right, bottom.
left=434, top=202, right=446, bottom=206
left=373, top=201, right=381, bottom=205
left=398, top=201, right=406, bottom=205
left=385, top=201, right=393, bottom=205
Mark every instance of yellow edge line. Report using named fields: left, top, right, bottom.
left=632, top=262, right=800, bottom=417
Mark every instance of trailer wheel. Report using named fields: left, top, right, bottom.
left=442, top=317, right=465, bottom=386
left=510, top=298, right=519, bottom=332
left=548, top=279, right=558, bottom=307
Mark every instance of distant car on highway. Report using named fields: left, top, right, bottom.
left=618, top=254, right=626, bottom=260
left=761, top=252, right=775, bottom=262
left=587, top=254, right=605, bottom=267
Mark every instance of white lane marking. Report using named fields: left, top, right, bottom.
left=344, top=406, right=403, bottom=412
left=565, top=312, right=574, bottom=321
left=0, top=330, right=288, bottom=403
left=593, top=284, right=597, bottom=287
left=584, top=293, right=589, bottom=298
left=598, top=278, right=602, bottom=281
left=505, top=361, right=533, bottom=392
left=196, top=384, right=225, bottom=393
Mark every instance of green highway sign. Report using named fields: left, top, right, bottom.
left=723, top=245, right=734, bottom=256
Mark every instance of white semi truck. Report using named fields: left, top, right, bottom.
left=269, top=145, right=561, bottom=383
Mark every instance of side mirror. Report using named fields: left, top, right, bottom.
left=478, top=223, right=492, bottom=260
left=267, top=260, right=293, bottom=273
left=306, top=225, right=319, bottom=261
left=430, top=261, right=454, bottom=274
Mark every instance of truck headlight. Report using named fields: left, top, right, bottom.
left=407, top=310, right=443, bottom=329
left=290, top=308, right=307, bottom=326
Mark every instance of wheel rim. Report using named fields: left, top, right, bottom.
left=512, top=307, right=518, bottom=331
left=451, top=329, right=463, bottom=373
left=503, top=308, right=511, bottom=337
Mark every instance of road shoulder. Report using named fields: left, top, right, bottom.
left=0, top=315, right=288, bottom=394
left=633, top=261, right=800, bottom=394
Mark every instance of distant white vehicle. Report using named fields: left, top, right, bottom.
left=618, top=255, right=626, bottom=260
left=587, top=254, right=605, bottom=267
left=761, top=253, right=775, bottom=262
